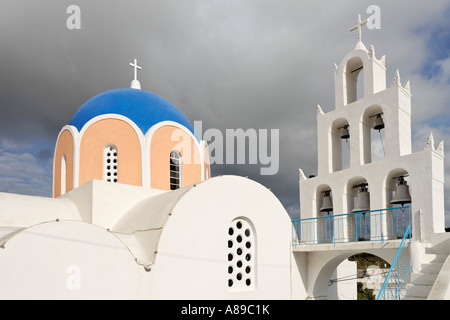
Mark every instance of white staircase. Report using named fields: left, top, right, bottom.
left=403, top=244, right=447, bottom=300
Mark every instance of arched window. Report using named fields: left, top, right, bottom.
left=104, top=145, right=118, bottom=183
left=61, top=154, right=67, bottom=194
left=227, top=218, right=255, bottom=291
left=169, top=150, right=182, bottom=190
left=205, top=167, right=210, bottom=180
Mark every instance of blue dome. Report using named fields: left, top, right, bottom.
left=69, top=88, right=199, bottom=140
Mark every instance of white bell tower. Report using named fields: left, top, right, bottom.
left=299, top=14, right=446, bottom=242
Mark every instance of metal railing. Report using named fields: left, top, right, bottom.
left=292, top=206, right=411, bottom=246
left=376, top=224, right=412, bottom=300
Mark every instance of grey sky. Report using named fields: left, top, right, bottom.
left=0, top=0, right=449, bottom=224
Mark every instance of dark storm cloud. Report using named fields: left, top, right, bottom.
left=0, top=0, right=449, bottom=223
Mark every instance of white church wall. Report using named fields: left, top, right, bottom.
left=0, top=221, right=149, bottom=299
left=61, top=179, right=165, bottom=228
left=431, top=151, right=446, bottom=234
left=60, top=179, right=93, bottom=222
left=150, top=175, right=298, bottom=299
left=291, top=252, right=308, bottom=299
left=0, top=192, right=79, bottom=227
left=110, top=184, right=196, bottom=268
left=89, top=180, right=166, bottom=228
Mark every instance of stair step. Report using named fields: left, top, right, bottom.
left=425, top=245, right=450, bottom=255
left=405, top=283, right=432, bottom=298
left=421, top=252, right=447, bottom=264
left=402, top=295, right=426, bottom=300
left=411, top=272, right=438, bottom=286
left=420, top=262, right=443, bottom=274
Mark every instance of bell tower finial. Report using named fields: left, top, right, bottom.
left=349, top=14, right=368, bottom=47
left=129, top=58, right=142, bottom=89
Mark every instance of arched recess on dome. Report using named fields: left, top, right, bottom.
left=361, top=105, right=386, bottom=165
left=53, top=127, right=76, bottom=198
left=344, top=56, right=364, bottom=105
left=147, top=123, right=202, bottom=191
left=78, top=117, right=143, bottom=187
left=330, top=118, right=350, bottom=172
left=61, top=155, right=67, bottom=194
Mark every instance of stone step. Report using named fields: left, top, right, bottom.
left=401, top=295, right=426, bottom=300
left=411, top=272, right=438, bottom=286
left=422, top=252, right=447, bottom=264
left=420, top=262, right=443, bottom=274
left=400, top=243, right=449, bottom=300
left=405, top=283, right=432, bottom=298
left=425, top=244, right=450, bottom=255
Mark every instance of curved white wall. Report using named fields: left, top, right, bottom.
left=150, top=175, right=296, bottom=299
left=0, top=221, right=150, bottom=299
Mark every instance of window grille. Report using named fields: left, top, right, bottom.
left=104, top=145, right=118, bottom=183
left=170, top=150, right=182, bottom=190
left=227, top=218, right=255, bottom=291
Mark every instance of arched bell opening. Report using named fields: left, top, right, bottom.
left=344, top=56, right=364, bottom=105
left=346, top=177, right=371, bottom=241
left=386, top=169, right=412, bottom=208
left=316, top=185, right=334, bottom=216
left=362, top=105, right=386, bottom=165
left=385, top=168, right=412, bottom=239
left=315, top=185, right=334, bottom=244
left=330, top=118, right=350, bottom=172
left=346, top=177, right=370, bottom=213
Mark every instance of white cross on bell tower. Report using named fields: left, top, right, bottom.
left=129, top=58, right=142, bottom=89
left=349, top=14, right=368, bottom=46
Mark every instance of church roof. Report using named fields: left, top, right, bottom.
left=69, top=88, right=197, bottom=138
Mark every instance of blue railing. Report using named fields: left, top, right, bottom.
left=377, top=224, right=412, bottom=300
left=292, top=206, right=410, bottom=245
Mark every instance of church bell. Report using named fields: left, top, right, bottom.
left=373, top=113, right=385, bottom=131
left=319, top=190, right=333, bottom=214
left=340, top=125, right=350, bottom=140
left=352, top=184, right=370, bottom=213
left=390, top=176, right=412, bottom=206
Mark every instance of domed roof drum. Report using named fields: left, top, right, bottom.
left=54, top=86, right=210, bottom=198
left=69, top=88, right=197, bottom=137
